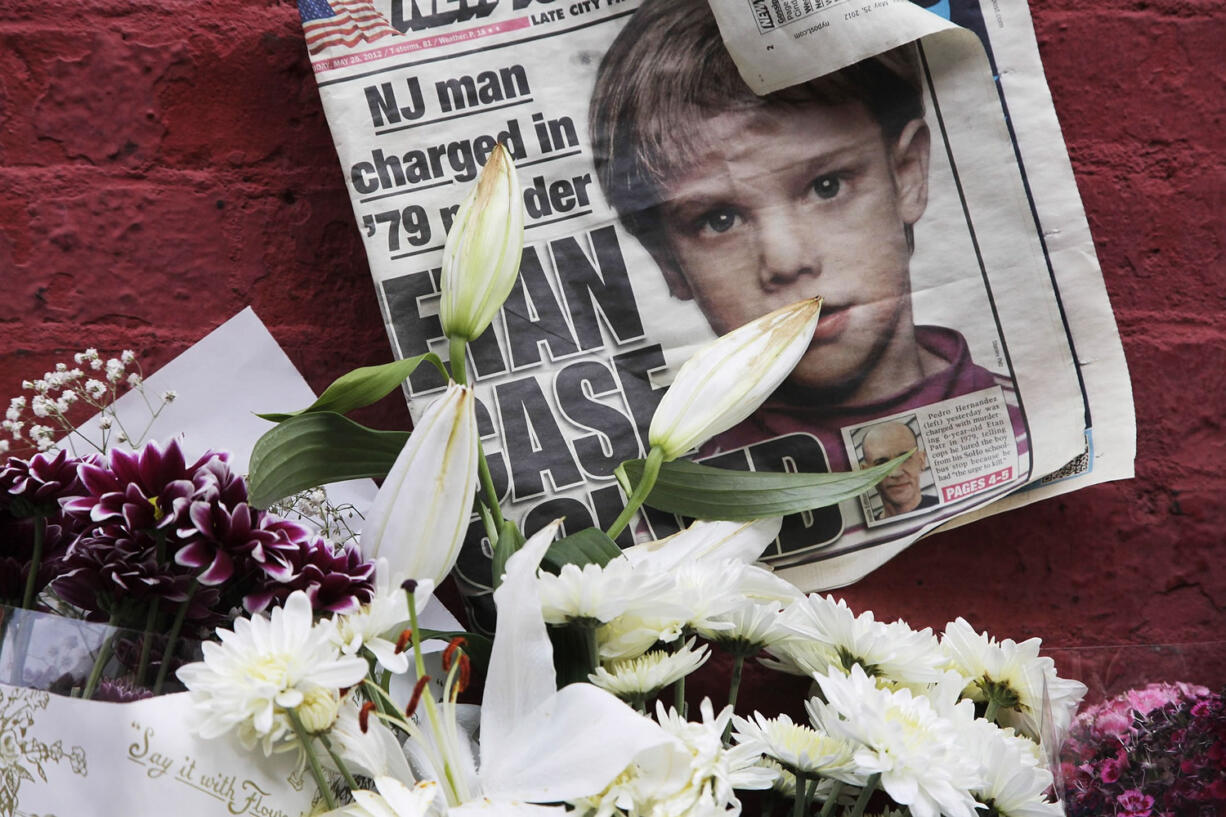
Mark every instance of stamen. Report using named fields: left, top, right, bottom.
left=359, top=700, right=376, bottom=733
left=457, top=655, right=471, bottom=694
left=401, top=578, right=419, bottom=594
left=395, top=628, right=415, bottom=654
left=442, top=636, right=467, bottom=670
left=406, top=675, right=432, bottom=718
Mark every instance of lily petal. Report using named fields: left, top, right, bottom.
left=360, top=382, right=478, bottom=583
left=479, top=682, right=673, bottom=803
left=479, top=519, right=563, bottom=762
left=622, top=518, right=783, bottom=571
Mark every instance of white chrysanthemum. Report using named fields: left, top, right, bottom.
left=339, top=776, right=440, bottom=817
left=537, top=557, right=675, bottom=625
left=695, top=599, right=792, bottom=656
left=958, top=718, right=1061, bottom=817
left=590, top=639, right=710, bottom=702
left=333, top=564, right=433, bottom=675
left=782, top=595, right=947, bottom=690
left=595, top=560, right=793, bottom=661
left=177, top=591, right=369, bottom=756
left=655, top=698, right=777, bottom=796
left=807, top=665, right=982, bottom=817
left=596, top=611, right=682, bottom=662
left=941, top=618, right=1087, bottom=744
left=730, top=712, right=856, bottom=779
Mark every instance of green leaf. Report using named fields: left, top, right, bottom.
left=540, top=527, right=622, bottom=574
left=617, top=452, right=913, bottom=521
left=490, top=518, right=526, bottom=590
left=256, top=354, right=447, bottom=422
left=246, top=412, right=408, bottom=509
left=417, top=629, right=492, bottom=678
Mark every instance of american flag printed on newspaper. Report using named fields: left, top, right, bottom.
left=298, top=0, right=401, bottom=54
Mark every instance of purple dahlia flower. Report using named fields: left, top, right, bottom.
left=62, top=439, right=216, bottom=532
left=244, top=538, right=375, bottom=616
left=0, top=449, right=91, bottom=513
left=174, top=502, right=308, bottom=586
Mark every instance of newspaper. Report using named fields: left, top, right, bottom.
left=294, top=0, right=1133, bottom=614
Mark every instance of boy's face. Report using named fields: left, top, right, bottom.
left=656, top=100, right=930, bottom=401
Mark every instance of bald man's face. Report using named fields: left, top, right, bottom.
left=862, top=422, right=927, bottom=517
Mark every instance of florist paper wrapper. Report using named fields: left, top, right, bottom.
left=0, top=683, right=314, bottom=817
left=294, top=0, right=1134, bottom=605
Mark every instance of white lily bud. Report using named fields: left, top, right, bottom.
left=439, top=144, right=525, bottom=342
left=648, top=298, right=823, bottom=460
left=359, top=382, right=478, bottom=583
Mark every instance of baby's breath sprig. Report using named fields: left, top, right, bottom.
left=268, top=488, right=364, bottom=548
left=1, top=348, right=176, bottom=456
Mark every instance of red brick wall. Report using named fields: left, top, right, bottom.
left=1, top=2, right=1222, bottom=687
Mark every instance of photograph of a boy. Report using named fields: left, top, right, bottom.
left=589, top=0, right=1022, bottom=478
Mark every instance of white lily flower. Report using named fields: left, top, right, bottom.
left=403, top=520, right=673, bottom=815
left=334, top=562, right=433, bottom=675
left=360, top=383, right=478, bottom=584
left=331, top=777, right=439, bottom=817
left=326, top=696, right=414, bottom=782
left=440, top=144, right=524, bottom=343
left=648, top=298, right=822, bottom=460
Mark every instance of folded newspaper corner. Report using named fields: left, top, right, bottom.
left=297, top=0, right=1135, bottom=614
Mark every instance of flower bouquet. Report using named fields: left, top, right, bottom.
left=1061, top=682, right=1226, bottom=816
left=0, top=147, right=1086, bottom=817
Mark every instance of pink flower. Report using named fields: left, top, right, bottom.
left=1093, top=705, right=1135, bottom=740
left=1125, top=683, right=1183, bottom=716
left=1116, top=789, right=1154, bottom=817
left=1100, top=752, right=1126, bottom=784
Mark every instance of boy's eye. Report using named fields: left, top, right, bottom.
left=812, top=174, right=841, bottom=200
left=699, top=208, right=739, bottom=234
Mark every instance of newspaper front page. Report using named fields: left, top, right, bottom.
left=295, top=0, right=1133, bottom=618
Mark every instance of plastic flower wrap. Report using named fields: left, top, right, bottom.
left=1061, top=682, right=1226, bottom=816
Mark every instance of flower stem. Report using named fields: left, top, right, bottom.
left=81, top=613, right=120, bottom=700
left=476, top=440, right=505, bottom=531
left=606, top=446, right=664, bottom=540
left=817, top=780, right=842, bottom=817
left=803, top=776, right=818, bottom=814
left=792, top=772, right=807, bottom=817
left=287, top=710, right=337, bottom=811
left=136, top=599, right=160, bottom=687
left=319, top=730, right=361, bottom=793
left=984, top=697, right=1001, bottom=724
left=847, top=773, right=879, bottom=817
left=720, top=653, right=745, bottom=743
left=153, top=581, right=199, bottom=694
left=407, top=588, right=460, bottom=802
left=449, top=336, right=469, bottom=385
left=20, top=516, right=46, bottom=610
